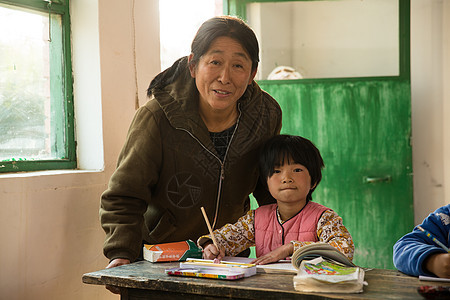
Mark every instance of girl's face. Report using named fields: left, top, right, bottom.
left=189, top=36, right=257, bottom=114
left=267, top=161, right=314, bottom=206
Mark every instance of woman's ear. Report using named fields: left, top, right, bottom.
left=188, top=53, right=196, bottom=78
left=248, top=67, right=258, bottom=85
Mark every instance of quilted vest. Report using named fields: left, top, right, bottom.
left=254, top=202, right=330, bottom=257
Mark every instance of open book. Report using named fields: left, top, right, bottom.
left=222, top=256, right=297, bottom=274
left=291, top=243, right=366, bottom=294
left=291, top=242, right=356, bottom=268
left=194, top=243, right=355, bottom=275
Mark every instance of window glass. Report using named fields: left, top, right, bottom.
left=246, top=0, right=399, bottom=80
left=0, top=1, right=74, bottom=172
left=0, top=6, right=53, bottom=160
left=159, top=0, right=223, bottom=70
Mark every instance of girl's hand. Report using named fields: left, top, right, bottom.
left=202, top=242, right=225, bottom=260
left=251, top=243, right=293, bottom=265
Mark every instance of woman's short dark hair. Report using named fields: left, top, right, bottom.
left=148, top=16, right=259, bottom=96
left=259, top=135, right=324, bottom=201
left=190, top=16, right=259, bottom=72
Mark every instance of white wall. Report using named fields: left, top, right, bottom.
left=444, top=1, right=450, bottom=214
left=411, top=0, right=450, bottom=223
left=0, top=1, right=448, bottom=299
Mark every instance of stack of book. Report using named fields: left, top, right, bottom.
left=291, top=243, right=366, bottom=293
left=165, top=258, right=257, bottom=280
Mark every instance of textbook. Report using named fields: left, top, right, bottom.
left=293, top=257, right=366, bottom=293
left=291, top=242, right=356, bottom=268
left=224, top=243, right=355, bottom=275
left=165, top=266, right=246, bottom=280
left=221, top=256, right=297, bottom=274
left=166, top=258, right=257, bottom=280
left=179, top=258, right=257, bottom=277
left=291, top=243, right=365, bottom=293
left=143, top=240, right=202, bottom=262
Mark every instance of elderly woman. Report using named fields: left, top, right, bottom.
left=100, top=16, right=282, bottom=273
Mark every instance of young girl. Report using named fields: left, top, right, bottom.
left=198, top=134, right=354, bottom=265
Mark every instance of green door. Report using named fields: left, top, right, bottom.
left=226, top=0, right=413, bottom=269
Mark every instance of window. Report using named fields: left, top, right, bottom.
left=159, top=0, right=223, bottom=70
left=0, top=0, right=75, bottom=173
left=246, top=0, right=400, bottom=80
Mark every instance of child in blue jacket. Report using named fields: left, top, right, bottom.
left=393, top=204, right=450, bottom=278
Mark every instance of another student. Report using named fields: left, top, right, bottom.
left=199, top=134, right=354, bottom=264
left=393, top=205, right=450, bottom=278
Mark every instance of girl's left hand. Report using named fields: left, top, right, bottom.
left=251, top=243, right=293, bottom=265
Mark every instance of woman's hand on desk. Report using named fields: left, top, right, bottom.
left=105, top=258, right=131, bottom=294
left=107, top=258, right=131, bottom=269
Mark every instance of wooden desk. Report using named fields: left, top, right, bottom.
left=82, top=260, right=449, bottom=299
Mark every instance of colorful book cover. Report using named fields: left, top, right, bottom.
left=165, top=267, right=245, bottom=280
left=303, top=260, right=358, bottom=277
left=143, top=240, right=202, bottom=262
left=293, top=257, right=366, bottom=293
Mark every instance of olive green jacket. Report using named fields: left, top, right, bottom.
left=100, top=64, right=282, bottom=262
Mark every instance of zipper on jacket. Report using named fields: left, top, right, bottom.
left=276, top=207, right=287, bottom=245
left=212, top=104, right=241, bottom=228
left=175, top=104, right=242, bottom=229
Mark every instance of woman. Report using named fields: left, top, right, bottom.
left=100, top=16, right=282, bottom=273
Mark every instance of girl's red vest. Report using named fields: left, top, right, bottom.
left=254, top=202, right=329, bottom=257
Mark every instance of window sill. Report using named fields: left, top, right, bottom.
left=0, top=169, right=104, bottom=179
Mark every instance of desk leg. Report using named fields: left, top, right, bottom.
left=120, top=287, right=129, bottom=300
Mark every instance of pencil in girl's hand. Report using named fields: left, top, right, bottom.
left=200, top=206, right=220, bottom=251
left=417, top=225, right=450, bottom=252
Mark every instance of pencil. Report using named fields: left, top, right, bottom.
left=200, top=206, right=219, bottom=250
left=417, top=225, right=450, bottom=252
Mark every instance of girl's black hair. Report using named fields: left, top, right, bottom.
left=259, top=134, right=324, bottom=201
left=148, top=16, right=259, bottom=96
